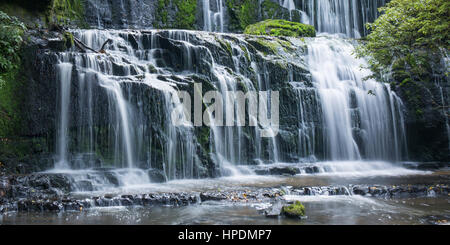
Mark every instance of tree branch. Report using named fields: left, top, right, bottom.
left=73, top=37, right=112, bottom=54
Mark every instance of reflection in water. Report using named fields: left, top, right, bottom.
left=1, top=172, right=449, bottom=225
left=1, top=197, right=449, bottom=225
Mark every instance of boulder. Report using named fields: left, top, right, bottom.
left=281, top=201, right=305, bottom=219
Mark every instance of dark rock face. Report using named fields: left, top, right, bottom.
left=3, top=173, right=71, bottom=200
left=394, top=61, right=450, bottom=163
left=84, top=0, right=157, bottom=29
left=148, top=169, right=167, bottom=183
left=254, top=166, right=300, bottom=176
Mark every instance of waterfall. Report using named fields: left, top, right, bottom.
left=281, top=0, right=295, bottom=11
left=50, top=28, right=408, bottom=184
left=306, top=35, right=406, bottom=161
left=51, top=30, right=204, bottom=180
left=291, top=82, right=320, bottom=161
left=203, top=0, right=224, bottom=32
left=55, top=61, right=73, bottom=169
left=295, top=0, right=387, bottom=38
left=280, top=0, right=296, bottom=19
left=99, top=76, right=135, bottom=169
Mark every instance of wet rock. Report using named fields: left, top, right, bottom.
left=402, top=162, right=448, bottom=170
left=352, top=186, right=368, bottom=196
left=281, top=201, right=305, bottom=219
left=304, top=166, right=320, bottom=174
left=103, top=172, right=120, bottom=187
left=148, top=169, right=167, bottom=183
left=43, top=200, right=63, bottom=212
left=119, top=197, right=133, bottom=206
left=73, top=180, right=94, bottom=192
left=368, top=186, right=388, bottom=196
left=254, top=166, right=300, bottom=176
left=200, top=192, right=228, bottom=202
left=264, top=202, right=283, bottom=218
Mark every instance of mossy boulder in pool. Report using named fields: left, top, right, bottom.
left=281, top=201, right=305, bottom=218
left=244, top=19, right=315, bottom=37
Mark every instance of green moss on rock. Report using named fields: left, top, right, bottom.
left=47, top=0, right=86, bottom=27
left=281, top=201, right=305, bottom=218
left=244, top=19, right=316, bottom=38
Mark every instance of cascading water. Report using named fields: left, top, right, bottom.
left=50, top=29, right=409, bottom=189
left=55, top=61, right=73, bottom=169
left=203, top=0, right=224, bottom=32
left=290, top=82, right=320, bottom=161
left=51, top=30, right=206, bottom=184
left=279, top=0, right=296, bottom=19
left=294, top=0, right=388, bottom=38
left=306, top=35, right=407, bottom=161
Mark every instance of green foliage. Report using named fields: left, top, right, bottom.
left=356, top=0, right=450, bottom=80
left=154, top=0, right=197, bottom=29
left=282, top=201, right=305, bottom=217
left=154, top=0, right=170, bottom=28
left=0, top=11, right=25, bottom=78
left=261, top=0, right=282, bottom=18
left=227, top=0, right=259, bottom=31
left=47, top=0, right=85, bottom=26
left=0, top=11, right=26, bottom=136
left=244, top=19, right=316, bottom=37
left=174, top=0, right=197, bottom=30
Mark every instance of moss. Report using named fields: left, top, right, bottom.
left=0, top=68, right=24, bottom=137
left=174, top=0, right=197, bottom=30
left=0, top=136, right=49, bottom=159
left=240, top=44, right=250, bottom=61
left=261, top=0, right=283, bottom=19
left=254, top=39, right=279, bottom=55
left=0, top=11, right=26, bottom=137
left=196, top=126, right=211, bottom=153
left=278, top=39, right=294, bottom=52
left=154, top=0, right=197, bottom=30
left=216, top=38, right=233, bottom=57
left=281, top=201, right=305, bottom=218
left=47, top=0, right=86, bottom=27
left=0, top=2, right=46, bottom=28
left=237, top=78, right=249, bottom=93
left=154, top=0, right=170, bottom=28
left=148, top=64, right=158, bottom=74
left=244, top=19, right=315, bottom=38
left=226, top=0, right=259, bottom=31
left=63, top=31, right=74, bottom=48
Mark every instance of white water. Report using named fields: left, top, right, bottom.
left=291, top=0, right=388, bottom=38
left=99, top=77, right=135, bottom=168
left=56, top=62, right=73, bottom=169
left=203, top=0, right=224, bottom=32
left=307, top=35, right=407, bottom=161
left=50, top=29, right=414, bottom=189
